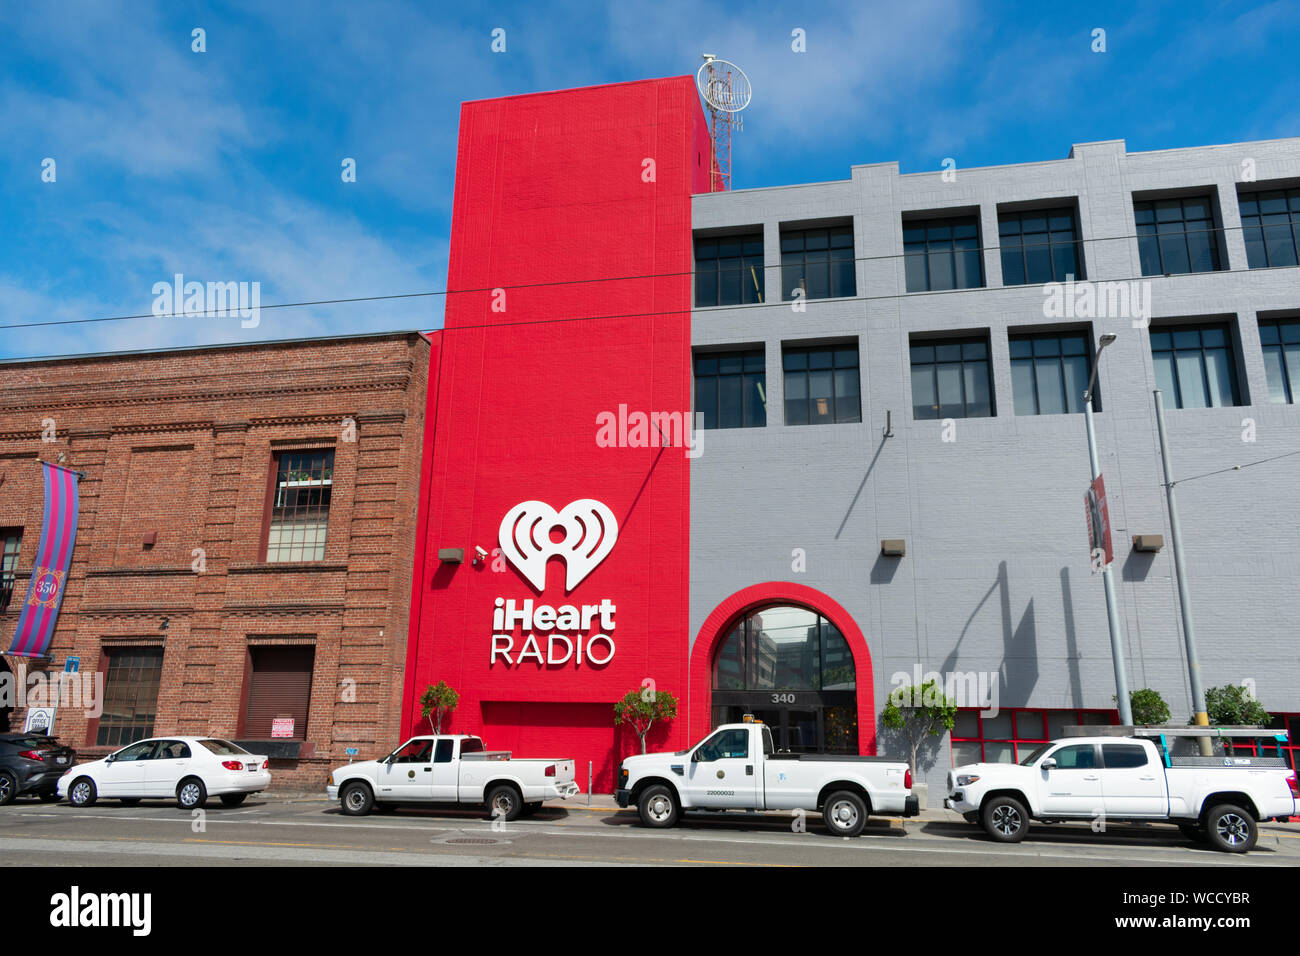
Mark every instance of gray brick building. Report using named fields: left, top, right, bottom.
left=687, top=137, right=1300, bottom=792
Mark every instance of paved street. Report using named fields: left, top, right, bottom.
left=2, top=794, right=1297, bottom=867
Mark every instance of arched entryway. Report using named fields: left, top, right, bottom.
left=689, top=583, right=875, bottom=754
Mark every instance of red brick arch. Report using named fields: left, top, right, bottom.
left=688, top=582, right=876, bottom=753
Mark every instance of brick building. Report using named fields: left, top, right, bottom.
left=0, top=331, right=430, bottom=788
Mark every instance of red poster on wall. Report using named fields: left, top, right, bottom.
left=1085, top=475, right=1113, bottom=567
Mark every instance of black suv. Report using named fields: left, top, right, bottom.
left=0, top=734, right=76, bottom=804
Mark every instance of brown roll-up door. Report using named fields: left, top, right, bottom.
left=244, top=645, right=315, bottom=739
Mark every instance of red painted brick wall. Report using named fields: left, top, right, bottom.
left=0, top=332, right=429, bottom=790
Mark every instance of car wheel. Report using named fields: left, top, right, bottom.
left=219, top=793, right=247, bottom=808
left=0, top=771, right=16, bottom=806
left=176, top=778, right=207, bottom=810
left=822, top=790, right=869, bottom=838
left=486, top=784, right=523, bottom=822
left=636, top=784, right=679, bottom=829
left=38, top=791, right=60, bottom=803
left=1204, top=804, right=1257, bottom=853
left=340, top=781, right=374, bottom=816
left=982, top=794, right=1029, bottom=843
left=69, top=777, right=97, bottom=808
left=120, top=798, right=142, bottom=806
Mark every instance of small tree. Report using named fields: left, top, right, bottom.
left=880, top=680, right=958, bottom=776
left=1119, top=688, right=1171, bottom=726
left=614, top=686, right=679, bottom=754
left=1204, top=684, right=1270, bottom=726
left=420, top=680, right=459, bottom=734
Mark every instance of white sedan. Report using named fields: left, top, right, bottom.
left=57, top=737, right=271, bottom=810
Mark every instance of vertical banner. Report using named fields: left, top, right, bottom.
left=1085, top=474, right=1113, bottom=567
left=7, top=462, right=80, bottom=658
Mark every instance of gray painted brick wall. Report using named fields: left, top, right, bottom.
left=689, top=137, right=1300, bottom=791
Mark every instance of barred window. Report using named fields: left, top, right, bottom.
left=96, top=647, right=164, bottom=747
left=267, top=451, right=334, bottom=563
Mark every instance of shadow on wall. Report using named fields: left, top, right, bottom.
left=875, top=722, right=948, bottom=775
left=937, top=561, right=1040, bottom=710
left=1122, top=547, right=1157, bottom=582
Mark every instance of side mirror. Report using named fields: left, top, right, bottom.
left=104, top=755, right=115, bottom=764
left=1040, top=758, right=1057, bottom=771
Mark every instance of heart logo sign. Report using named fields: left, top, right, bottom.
left=498, top=499, right=619, bottom=593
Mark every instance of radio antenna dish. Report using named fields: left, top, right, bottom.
left=696, top=55, right=750, bottom=191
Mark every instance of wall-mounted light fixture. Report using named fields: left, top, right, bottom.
left=1132, top=534, right=1164, bottom=553
left=437, top=548, right=465, bottom=564
left=880, top=538, right=906, bottom=557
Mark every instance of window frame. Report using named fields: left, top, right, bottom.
left=1260, top=317, right=1300, bottom=404
left=903, top=214, right=985, bottom=292
left=998, top=206, right=1085, bottom=285
left=1134, top=195, right=1224, bottom=276
left=782, top=344, right=862, bottom=426
left=693, top=349, right=767, bottom=429
left=950, top=707, right=1118, bottom=765
left=909, top=335, right=995, bottom=420
left=694, top=232, right=765, bottom=307
left=1238, top=187, right=1300, bottom=270
left=1009, top=329, right=1096, bottom=415
left=1148, top=322, right=1243, bottom=409
left=94, top=647, right=166, bottom=748
left=263, top=448, right=336, bottom=564
left=779, top=225, right=856, bottom=301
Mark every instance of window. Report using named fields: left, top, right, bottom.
left=1150, top=324, right=1241, bottom=408
left=781, top=226, right=855, bottom=300
left=1240, top=188, right=1300, bottom=269
left=694, top=350, right=766, bottom=429
left=1135, top=196, right=1222, bottom=275
left=198, top=739, right=250, bottom=756
left=434, top=739, right=454, bottom=763
left=113, top=740, right=159, bottom=762
left=904, top=215, right=984, bottom=291
left=155, top=740, right=191, bottom=760
left=243, top=645, right=315, bottom=739
left=460, top=737, right=484, bottom=755
left=695, top=234, right=765, bottom=306
left=696, top=728, right=749, bottom=761
left=0, top=529, right=20, bottom=613
left=390, top=740, right=433, bottom=763
left=910, top=338, right=993, bottom=419
left=712, top=605, right=855, bottom=692
left=951, top=707, right=1116, bottom=765
left=1102, top=744, right=1148, bottom=769
left=96, top=648, right=164, bottom=747
left=267, top=450, right=334, bottom=562
left=1051, top=744, right=1097, bottom=769
left=1260, top=318, right=1300, bottom=404
left=783, top=345, right=861, bottom=425
left=1010, top=331, right=1094, bottom=415
left=999, top=207, right=1084, bottom=284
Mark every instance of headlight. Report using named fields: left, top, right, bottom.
left=956, top=774, right=980, bottom=787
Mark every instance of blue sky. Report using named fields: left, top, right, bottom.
left=1, top=0, right=1297, bottom=360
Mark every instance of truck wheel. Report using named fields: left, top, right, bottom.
left=340, top=781, right=374, bottom=816
left=822, top=790, right=868, bottom=838
left=637, top=784, right=679, bottom=829
left=982, top=795, right=1029, bottom=843
left=1204, top=804, right=1256, bottom=853
left=487, top=784, right=523, bottom=822
left=1178, top=822, right=1206, bottom=843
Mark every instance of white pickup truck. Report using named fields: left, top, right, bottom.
left=615, top=720, right=918, bottom=837
left=326, top=735, right=580, bottom=820
left=945, top=730, right=1299, bottom=852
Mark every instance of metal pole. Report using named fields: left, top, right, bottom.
left=1153, top=389, right=1213, bottom=756
left=1084, top=394, right=1133, bottom=726
left=587, top=761, right=592, bottom=806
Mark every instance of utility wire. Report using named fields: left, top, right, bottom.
left=1173, top=448, right=1300, bottom=486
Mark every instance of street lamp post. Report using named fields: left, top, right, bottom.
left=1084, top=333, right=1133, bottom=726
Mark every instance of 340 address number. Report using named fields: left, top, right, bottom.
left=770, top=693, right=797, bottom=704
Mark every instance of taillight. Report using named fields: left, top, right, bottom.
left=262, top=759, right=269, bottom=770
left=17, top=750, right=43, bottom=761
left=904, top=769, right=913, bottom=790
left=544, top=764, right=556, bottom=777
left=221, top=760, right=242, bottom=770
left=1287, top=774, right=1299, bottom=797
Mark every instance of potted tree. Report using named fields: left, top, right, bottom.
left=880, top=679, right=957, bottom=809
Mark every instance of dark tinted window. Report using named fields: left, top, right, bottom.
left=1239, top=189, right=1300, bottom=270
left=1150, top=323, right=1241, bottom=408
left=1010, top=331, right=1094, bottom=415
left=391, top=740, right=433, bottom=763
left=910, top=337, right=993, bottom=419
left=459, top=737, right=484, bottom=755
left=783, top=345, right=861, bottom=425
left=999, top=207, right=1083, bottom=284
left=781, top=226, right=855, bottom=300
left=1134, top=196, right=1222, bottom=275
left=1103, top=744, right=1148, bottom=769
left=904, top=216, right=984, bottom=291
left=695, top=350, right=766, bottom=429
left=97, top=648, right=164, bottom=747
left=434, top=739, right=454, bottom=763
left=696, top=233, right=765, bottom=306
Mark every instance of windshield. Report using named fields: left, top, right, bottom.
left=1019, top=745, right=1051, bottom=766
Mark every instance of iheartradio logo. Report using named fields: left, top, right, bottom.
left=498, top=499, right=618, bottom=592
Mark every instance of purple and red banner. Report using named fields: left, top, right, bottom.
left=6, top=461, right=80, bottom=658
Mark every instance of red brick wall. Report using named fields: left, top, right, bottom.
left=0, top=332, right=429, bottom=790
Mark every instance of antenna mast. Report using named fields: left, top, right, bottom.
left=697, top=55, right=751, bottom=192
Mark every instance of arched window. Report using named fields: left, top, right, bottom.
left=712, top=605, right=855, bottom=692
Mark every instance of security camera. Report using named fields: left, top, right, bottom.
left=475, top=546, right=488, bottom=560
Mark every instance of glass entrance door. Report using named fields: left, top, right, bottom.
left=711, top=699, right=858, bottom=754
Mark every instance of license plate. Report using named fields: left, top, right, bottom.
left=247, top=763, right=259, bottom=772
left=56, top=757, right=68, bottom=765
